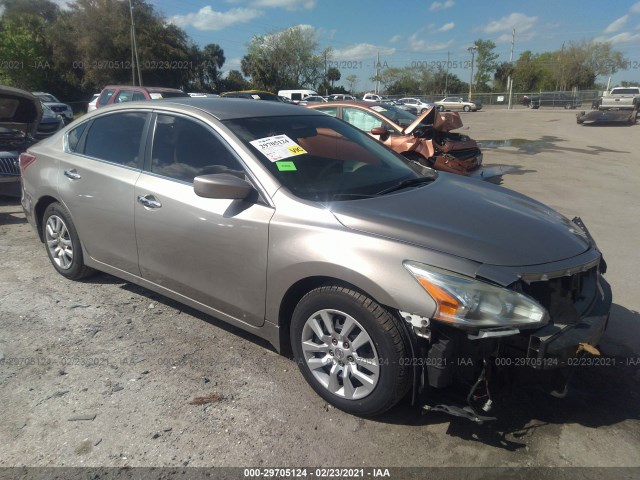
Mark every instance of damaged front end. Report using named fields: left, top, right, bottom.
left=400, top=218, right=612, bottom=423
left=402, top=107, right=483, bottom=176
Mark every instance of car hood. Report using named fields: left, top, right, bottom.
left=0, top=86, right=42, bottom=136
left=42, top=101, right=68, bottom=110
left=330, top=174, right=590, bottom=267
left=404, top=107, right=463, bottom=135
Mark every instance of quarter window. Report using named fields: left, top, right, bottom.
left=150, top=114, right=245, bottom=183
left=83, top=112, right=147, bottom=167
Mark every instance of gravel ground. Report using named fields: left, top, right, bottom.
left=0, top=107, right=639, bottom=476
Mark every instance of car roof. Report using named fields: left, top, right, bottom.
left=101, top=85, right=185, bottom=93
left=95, top=97, right=325, bottom=120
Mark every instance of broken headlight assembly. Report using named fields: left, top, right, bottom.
left=404, top=262, right=549, bottom=329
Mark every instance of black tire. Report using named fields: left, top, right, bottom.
left=420, top=108, right=427, bottom=114
left=463, top=105, right=471, bottom=112
left=437, top=105, right=445, bottom=112
left=291, top=285, right=411, bottom=416
left=42, top=202, right=94, bottom=280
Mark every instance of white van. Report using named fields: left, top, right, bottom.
left=277, top=89, right=318, bottom=102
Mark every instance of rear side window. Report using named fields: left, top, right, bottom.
left=343, top=107, right=386, bottom=132
left=83, top=112, right=147, bottom=168
left=97, top=89, right=115, bottom=106
left=67, top=122, right=89, bottom=152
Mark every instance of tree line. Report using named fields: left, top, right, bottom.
left=0, top=0, right=634, bottom=101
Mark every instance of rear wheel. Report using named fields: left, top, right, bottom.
left=291, top=285, right=411, bottom=416
left=42, top=202, right=94, bottom=280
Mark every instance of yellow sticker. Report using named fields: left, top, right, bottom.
left=288, top=145, right=307, bottom=155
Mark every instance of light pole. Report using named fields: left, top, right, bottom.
left=467, top=45, right=477, bottom=101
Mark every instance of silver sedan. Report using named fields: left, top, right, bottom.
left=20, top=98, right=610, bottom=418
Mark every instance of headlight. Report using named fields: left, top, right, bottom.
left=404, top=261, right=548, bottom=329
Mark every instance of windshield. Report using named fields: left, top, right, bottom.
left=371, top=104, right=418, bottom=128
left=224, top=114, right=420, bottom=202
left=36, top=94, right=58, bottom=102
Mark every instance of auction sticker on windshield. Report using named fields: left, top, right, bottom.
left=250, top=134, right=307, bottom=162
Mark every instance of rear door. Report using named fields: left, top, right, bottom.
left=57, top=110, right=149, bottom=274
left=134, top=112, right=273, bottom=326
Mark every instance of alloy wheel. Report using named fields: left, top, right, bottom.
left=301, top=308, right=379, bottom=400
left=45, top=215, right=73, bottom=270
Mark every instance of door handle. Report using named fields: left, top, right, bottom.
left=64, top=169, right=81, bottom=180
left=137, top=194, right=162, bottom=209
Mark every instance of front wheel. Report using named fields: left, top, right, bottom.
left=290, top=286, right=411, bottom=416
left=463, top=105, right=471, bottom=112
left=42, top=202, right=94, bottom=280
left=437, top=105, right=445, bottom=112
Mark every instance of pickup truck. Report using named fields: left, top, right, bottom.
left=598, top=86, right=640, bottom=110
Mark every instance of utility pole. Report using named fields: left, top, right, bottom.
left=445, top=51, right=449, bottom=94
left=129, top=0, right=142, bottom=86
left=375, top=51, right=380, bottom=95
left=507, top=28, right=515, bottom=110
left=468, top=45, right=477, bottom=101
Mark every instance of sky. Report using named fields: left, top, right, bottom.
left=56, top=0, right=640, bottom=91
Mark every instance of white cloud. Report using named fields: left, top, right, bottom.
left=389, top=35, right=402, bottom=44
left=250, top=0, right=316, bottom=10
left=604, top=15, right=629, bottom=33
left=631, top=2, right=640, bottom=14
left=438, top=22, right=455, bottom=32
left=598, top=31, right=640, bottom=45
left=482, top=12, right=538, bottom=41
left=331, top=44, right=395, bottom=61
left=408, top=33, right=453, bottom=52
left=429, top=0, right=454, bottom=11
left=170, top=6, right=263, bottom=31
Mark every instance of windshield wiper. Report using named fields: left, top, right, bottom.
left=375, top=176, right=435, bottom=195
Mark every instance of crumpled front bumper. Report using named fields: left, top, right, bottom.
left=525, top=276, right=612, bottom=369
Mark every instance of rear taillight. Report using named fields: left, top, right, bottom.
left=19, top=152, right=37, bottom=175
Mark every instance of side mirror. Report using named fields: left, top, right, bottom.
left=370, top=126, right=387, bottom=136
left=193, top=173, right=253, bottom=199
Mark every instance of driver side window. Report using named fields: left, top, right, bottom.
left=150, top=114, right=245, bottom=183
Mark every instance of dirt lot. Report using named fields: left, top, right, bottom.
left=1, top=108, right=639, bottom=476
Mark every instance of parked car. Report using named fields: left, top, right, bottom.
left=362, top=93, right=382, bottom=102
left=327, top=94, right=356, bottom=101
left=434, top=96, right=482, bottom=112
left=398, top=97, right=434, bottom=114
left=20, top=98, right=611, bottom=419
left=307, top=101, right=483, bottom=176
left=298, top=95, right=328, bottom=105
left=0, top=85, right=42, bottom=196
left=86, top=93, right=99, bottom=113
left=277, top=89, right=318, bottom=102
left=95, top=85, right=189, bottom=109
left=36, top=102, right=65, bottom=140
left=391, top=99, right=418, bottom=115
left=32, top=91, right=74, bottom=124
left=598, top=86, right=640, bottom=111
left=525, top=92, right=582, bottom=109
